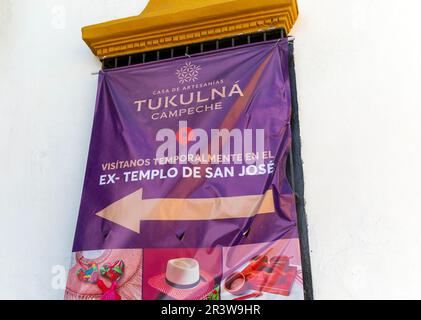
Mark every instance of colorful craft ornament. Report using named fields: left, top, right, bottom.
left=97, top=280, right=122, bottom=301
left=97, top=259, right=125, bottom=300
left=207, top=286, right=220, bottom=300
left=75, top=257, right=126, bottom=300
left=100, top=260, right=125, bottom=282
left=76, top=257, right=99, bottom=284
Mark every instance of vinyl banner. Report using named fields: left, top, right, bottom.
left=66, top=40, right=305, bottom=300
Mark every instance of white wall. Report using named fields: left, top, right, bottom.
left=0, top=0, right=148, bottom=300
left=0, top=0, right=420, bottom=300
left=293, top=0, right=421, bottom=299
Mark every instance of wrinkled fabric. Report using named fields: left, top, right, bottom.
left=68, top=40, right=304, bottom=301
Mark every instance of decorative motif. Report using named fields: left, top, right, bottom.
left=75, top=257, right=126, bottom=300
left=207, top=286, right=220, bottom=300
left=97, top=280, right=122, bottom=300
left=100, top=260, right=125, bottom=282
left=176, top=62, right=202, bottom=84
left=76, top=258, right=99, bottom=284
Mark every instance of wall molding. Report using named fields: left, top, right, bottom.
left=82, top=0, right=299, bottom=59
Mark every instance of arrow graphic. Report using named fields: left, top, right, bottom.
left=96, top=189, right=275, bottom=233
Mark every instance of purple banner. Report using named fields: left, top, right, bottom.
left=66, top=40, right=305, bottom=301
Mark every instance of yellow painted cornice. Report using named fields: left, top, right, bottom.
left=82, top=0, right=299, bottom=59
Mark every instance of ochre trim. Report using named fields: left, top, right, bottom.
left=82, top=0, right=299, bottom=59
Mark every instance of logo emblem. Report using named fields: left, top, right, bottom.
left=176, top=62, right=201, bottom=84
